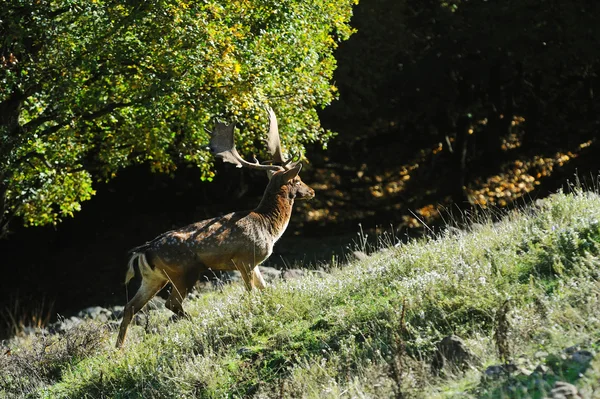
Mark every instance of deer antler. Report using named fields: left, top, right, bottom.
left=209, top=121, right=282, bottom=172
left=265, top=106, right=302, bottom=168
left=265, top=106, right=286, bottom=164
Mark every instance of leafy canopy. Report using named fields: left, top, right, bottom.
left=0, top=0, right=355, bottom=231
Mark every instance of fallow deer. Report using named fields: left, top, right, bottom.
left=116, top=107, right=315, bottom=348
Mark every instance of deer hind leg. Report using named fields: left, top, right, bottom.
left=116, top=264, right=168, bottom=348
left=251, top=266, right=267, bottom=290
left=164, top=268, right=200, bottom=318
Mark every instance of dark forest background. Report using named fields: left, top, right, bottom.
left=1, top=0, right=599, bottom=336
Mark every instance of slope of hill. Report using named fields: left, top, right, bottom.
left=2, top=189, right=599, bottom=398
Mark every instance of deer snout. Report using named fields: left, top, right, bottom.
left=296, top=184, right=315, bottom=200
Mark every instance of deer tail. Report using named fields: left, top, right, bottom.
left=125, top=250, right=152, bottom=285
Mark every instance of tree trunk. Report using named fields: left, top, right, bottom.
left=483, top=62, right=518, bottom=163
left=0, top=183, right=11, bottom=239
left=451, top=115, right=471, bottom=205
left=522, top=71, right=543, bottom=150
left=0, top=90, right=27, bottom=239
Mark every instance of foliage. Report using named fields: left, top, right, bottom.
left=323, top=0, right=600, bottom=203
left=2, top=189, right=600, bottom=397
left=0, top=0, right=356, bottom=233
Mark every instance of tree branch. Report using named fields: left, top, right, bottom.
left=82, top=101, right=136, bottom=121
left=33, top=100, right=140, bottom=138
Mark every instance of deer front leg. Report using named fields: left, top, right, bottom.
left=251, top=267, right=267, bottom=289
left=232, top=259, right=253, bottom=291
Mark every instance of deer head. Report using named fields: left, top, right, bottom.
left=209, top=107, right=314, bottom=200
left=208, top=106, right=314, bottom=241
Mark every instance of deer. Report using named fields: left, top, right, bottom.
left=115, top=107, right=315, bottom=348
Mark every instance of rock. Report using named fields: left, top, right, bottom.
left=258, top=266, right=282, bottom=281
left=223, top=271, right=242, bottom=285
left=133, top=312, right=150, bottom=326
left=21, top=326, right=48, bottom=336
left=109, top=306, right=124, bottom=320
left=547, top=381, right=580, bottom=399
left=105, top=320, right=121, bottom=331
left=571, top=350, right=594, bottom=366
left=564, top=345, right=580, bottom=355
left=431, top=335, right=476, bottom=374
left=237, top=347, right=253, bottom=356
left=483, top=362, right=518, bottom=380
left=309, top=270, right=329, bottom=279
left=533, top=364, right=551, bottom=375
left=77, top=306, right=113, bottom=323
left=282, top=269, right=305, bottom=280
left=513, top=356, right=534, bottom=376
left=351, top=250, right=369, bottom=261
left=223, top=266, right=327, bottom=285
left=146, top=296, right=166, bottom=310
left=503, top=362, right=518, bottom=373
left=483, top=365, right=505, bottom=380
left=223, top=266, right=282, bottom=285
left=48, top=316, right=83, bottom=334
left=17, top=305, right=126, bottom=337
left=281, top=268, right=329, bottom=281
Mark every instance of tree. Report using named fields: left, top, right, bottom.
left=0, top=0, right=356, bottom=236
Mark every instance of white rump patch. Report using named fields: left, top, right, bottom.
left=125, top=252, right=156, bottom=284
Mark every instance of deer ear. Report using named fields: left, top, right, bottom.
left=281, top=162, right=302, bottom=182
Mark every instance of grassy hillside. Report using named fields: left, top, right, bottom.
left=2, top=189, right=600, bottom=398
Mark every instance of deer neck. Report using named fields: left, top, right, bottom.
left=253, top=186, right=294, bottom=238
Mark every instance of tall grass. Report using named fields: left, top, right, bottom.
left=0, top=297, right=54, bottom=339
left=2, top=189, right=599, bottom=398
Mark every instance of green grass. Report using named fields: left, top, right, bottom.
left=2, top=189, right=600, bottom=398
